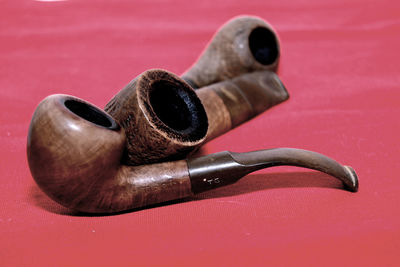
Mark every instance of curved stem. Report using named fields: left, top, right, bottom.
left=188, top=148, right=358, bottom=193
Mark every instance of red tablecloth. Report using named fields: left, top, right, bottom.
left=1, top=0, right=399, bottom=266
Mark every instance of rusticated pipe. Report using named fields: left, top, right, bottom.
left=105, top=69, right=288, bottom=164
left=104, top=69, right=208, bottom=165
left=181, top=15, right=280, bottom=88
left=27, top=95, right=358, bottom=213
left=106, top=69, right=288, bottom=164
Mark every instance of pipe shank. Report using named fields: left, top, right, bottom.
left=86, top=160, right=193, bottom=213
left=196, top=71, right=289, bottom=141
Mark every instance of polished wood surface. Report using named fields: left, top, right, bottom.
left=196, top=88, right=232, bottom=141
left=197, top=71, right=288, bottom=141
left=27, top=94, right=193, bottom=213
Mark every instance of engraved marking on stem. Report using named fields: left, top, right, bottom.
left=203, top=178, right=221, bottom=185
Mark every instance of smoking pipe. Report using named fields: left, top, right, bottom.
left=27, top=94, right=358, bottom=213
left=104, top=69, right=209, bottom=165
left=105, top=69, right=288, bottom=164
left=181, top=15, right=280, bottom=88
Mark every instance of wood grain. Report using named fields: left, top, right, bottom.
left=27, top=94, right=193, bottom=213
left=196, top=71, right=289, bottom=141
left=196, top=88, right=232, bottom=141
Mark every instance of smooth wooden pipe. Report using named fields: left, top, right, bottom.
left=105, top=69, right=288, bottom=164
left=182, top=15, right=280, bottom=88
left=27, top=95, right=358, bottom=213
left=196, top=70, right=288, bottom=141
left=27, top=94, right=192, bottom=213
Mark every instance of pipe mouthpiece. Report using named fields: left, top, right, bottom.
left=188, top=148, right=359, bottom=194
left=343, top=166, right=359, bottom=192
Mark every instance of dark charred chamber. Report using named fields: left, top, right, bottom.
left=149, top=80, right=208, bottom=142
left=64, top=99, right=118, bottom=130
left=249, top=27, right=279, bottom=65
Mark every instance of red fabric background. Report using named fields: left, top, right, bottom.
left=1, top=0, right=399, bottom=266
